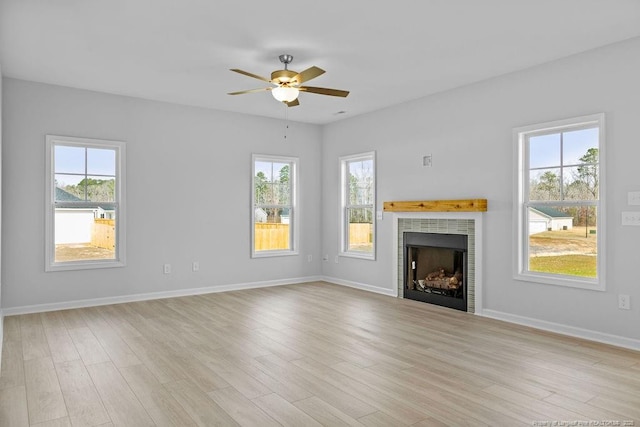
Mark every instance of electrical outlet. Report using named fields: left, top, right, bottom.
left=622, top=211, right=640, bottom=226
left=376, top=211, right=383, bottom=220
left=628, top=191, right=640, bottom=206
left=334, top=255, right=339, bottom=264
left=322, top=254, right=329, bottom=261
left=618, top=294, right=631, bottom=310
left=307, top=254, right=312, bottom=262
left=423, top=155, right=432, bottom=167
left=192, top=261, right=199, bottom=272
left=163, top=263, right=171, bottom=274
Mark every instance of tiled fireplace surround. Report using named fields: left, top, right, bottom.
left=391, top=212, right=483, bottom=313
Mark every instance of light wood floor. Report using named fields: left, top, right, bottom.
left=1, top=282, right=639, bottom=426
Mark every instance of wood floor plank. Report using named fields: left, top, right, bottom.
left=252, top=392, right=322, bottom=427
left=293, top=395, right=364, bottom=427
left=136, top=386, right=199, bottom=427
left=164, top=379, right=240, bottom=426
left=119, top=364, right=198, bottom=426
left=67, top=327, right=110, bottom=366
left=86, top=361, right=154, bottom=426
left=0, top=386, right=29, bottom=427
left=357, top=411, right=408, bottom=427
left=254, top=353, right=377, bottom=419
left=43, top=327, right=80, bottom=364
left=207, top=386, right=280, bottom=427
left=80, top=309, right=141, bottom=368
left=3, top=316, right=22, bottom=342
left=0, top=340, right=25, bottom=390
left=20, top=319, right=51, bottom=361
left=55, top=359, right=110, bottom=426
left=30, top=417, right=72, bottom=427
left=23, top=357, right=68, bottom=425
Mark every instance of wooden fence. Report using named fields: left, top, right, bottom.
left=349, top=223, right=373, bottom=244
left=254, top=222, right=372, bottom=250
left=91, top=219, right=115, bottom=250
left=255, top=223, right=290, bottom=250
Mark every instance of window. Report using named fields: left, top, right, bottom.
left=45, top=135, right=126, bottom=271
left=252, top=154, right=298, bottom=257
left=514, top=114, right=605, bottom=290
left=340, top=152, right=376, bottom=259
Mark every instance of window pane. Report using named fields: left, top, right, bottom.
left=276, top=181, right=291, bottom=205
left=254, top=207, right=290, bottom=251
left=348, top=159, right=374, bottom=205
left=55, top=145, right=85, bottom=174
left=87, top=148, right=116, bottom=175
left=528, top=206, right=597, bottom=278
left=563, top=166, right=598, bottom=201
left=347, top=207, right=373, bottom=253
left=255, top=161, right=274, bottom=181
left=563, top=128, right=598, bottom=166
left=54, top=206, right=116, bottom=262
left=529, top=133, right=560, bottom=168
left=529, top=168, right=561, bottom=201
left=55, top=174, right=86, bottom=201
left=85, top=176, right=116, bottom=202
left=254, top=161, right=291, bottom=206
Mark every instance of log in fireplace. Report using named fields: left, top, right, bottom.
left=403, top=232, right=468, bottom=311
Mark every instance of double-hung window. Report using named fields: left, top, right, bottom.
left=251, top=154, right=298, bottom=257
left=45, top=135, right=126, bottom=271
left=340, top=152, right=376, bottom=259
left=514, top=114, right=605, bottom=290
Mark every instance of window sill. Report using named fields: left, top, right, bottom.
left=251, top=250, right=299, bottom=259
left=46, top=260, right=126, bottom=272
left=339, top=251, right=376, bottom=261
left=514, top=271, right=605, bottom=291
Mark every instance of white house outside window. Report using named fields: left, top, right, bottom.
left=340, top=152, right=376, bottom=259
left=514, top=114, right=605, bottom=290
left=252, top=154, right=298, bottom=257
left=45, top=135, right=126, bottom=271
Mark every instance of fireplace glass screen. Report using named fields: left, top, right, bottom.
left=404, top=232, right=468, bottom=311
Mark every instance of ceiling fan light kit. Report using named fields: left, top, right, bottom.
left=228, top=54, right=349, bottom=107
left=272, top=86, right=300, bottom=102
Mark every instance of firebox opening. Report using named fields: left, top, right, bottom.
left=403, top=232, right=468, bottom=311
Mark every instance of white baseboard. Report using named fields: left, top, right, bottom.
left=1, top=276, right=324, bottom=316
left=321, top=276, right=397, bottom=297
left=481, top=309, right=640, bottom=352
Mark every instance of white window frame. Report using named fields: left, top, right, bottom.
left=340, top=151, right=376, bottom=260
left=251, top=154, right=299, bottom=258
left=45, top=135, right=126, bottom=271
left=513, top=113, right=605, bottom=290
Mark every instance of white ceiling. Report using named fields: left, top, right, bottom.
left=2, top=1, right=640, bottom=125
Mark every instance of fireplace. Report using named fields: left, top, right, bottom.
left=389, top=204, right=485, bottom=314
left=404, top=232, right=468, bottom=311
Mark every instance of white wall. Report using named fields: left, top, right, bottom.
left=1, top=79, right=323, bottom=308
left=0, top=63, right=4, bottom=356
left=321, top=37, right=640, bottom=342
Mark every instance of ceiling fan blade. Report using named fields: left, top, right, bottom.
left=299, top=86, right=349, bottom=97
left=292, top=66, right=325, bottom=84
left=228, top=87, right=272, bottom=95
left=285, top=98, right=300, bottom=107
left=230, top=69, right=272, bottom=83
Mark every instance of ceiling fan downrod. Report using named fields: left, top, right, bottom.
left=279, top=54, right=294, bottom=70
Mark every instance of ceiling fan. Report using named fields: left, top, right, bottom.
left=228, top=54, right=349, bottom=107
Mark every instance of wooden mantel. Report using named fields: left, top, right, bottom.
left=383, top=199, right=487, bottom=212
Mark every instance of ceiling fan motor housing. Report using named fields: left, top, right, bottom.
left=271, top=69, right=298, bottom=85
